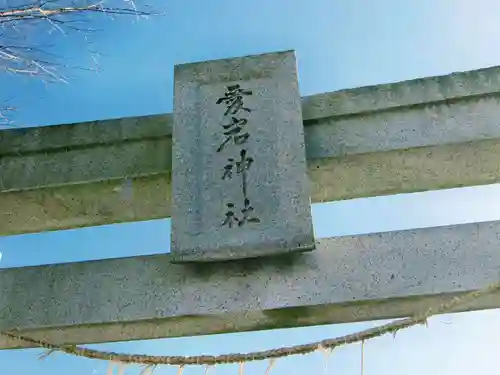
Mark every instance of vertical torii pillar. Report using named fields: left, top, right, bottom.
left=170, top=50, right=315, bottom=263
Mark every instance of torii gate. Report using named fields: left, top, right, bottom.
left=2, top=50, right=500, bottom=349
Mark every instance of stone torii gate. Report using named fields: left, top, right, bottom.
left=2, top=50, right=500, bottom=349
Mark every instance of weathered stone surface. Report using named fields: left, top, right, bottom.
left=0, top=114, right=172, bottom=192
left=3, top=220, right=500, bottom=349
left=170, top=51, right=315, bottom=262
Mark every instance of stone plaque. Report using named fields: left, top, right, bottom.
left=170, top=50, right=315, bottom=263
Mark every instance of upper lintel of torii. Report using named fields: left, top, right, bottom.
left=1, top=52, right=499, bottom=238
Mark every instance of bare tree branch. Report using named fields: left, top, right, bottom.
left=0, top=0, right=157, bottom=123
left=0, top=0, right=155, bottom=79
left=0, top=1, right=153, bottom=21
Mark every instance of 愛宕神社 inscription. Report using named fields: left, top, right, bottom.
left=170, top=50, right=316, bottom=263
left=217, top=84, right=260, bottom=228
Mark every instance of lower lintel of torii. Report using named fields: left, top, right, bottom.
left=2, top=219, right=500, bottom=350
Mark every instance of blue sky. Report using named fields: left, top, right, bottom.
left=2, top=0, right=500, bottom=374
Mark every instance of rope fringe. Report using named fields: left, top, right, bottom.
left=317, top=344, right=332, bottom=373
left=264, top=359, right=276, bottom=375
